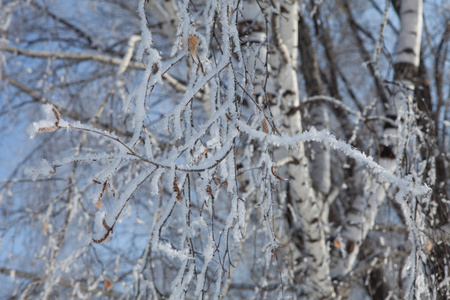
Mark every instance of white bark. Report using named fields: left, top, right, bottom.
left=331, top=0, right=425, bottom=293
left=394, top=0, right=423, bottom=66
left=277, top=1, right=335, bottom=298
left=297, top=10, right=331, bottom=197
left=240, top=1, right=335, bottom=297
left=330, top=160, right=395, bottom=279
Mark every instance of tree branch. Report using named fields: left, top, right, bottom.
left=0, top=266, right=124, bottom=299
left=0, top=45, right=209, bottom=102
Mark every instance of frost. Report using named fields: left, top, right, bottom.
left=27, top=104, right=60, bottom=139
left=236, top=120, right=430, bottom=197
left=92, top=211, right=109, bottom=242
left=8, top=0, right=445, bottom=299
left=24, top=159, right=56, bottom=180
left=194, top=234, right=215, bottom=297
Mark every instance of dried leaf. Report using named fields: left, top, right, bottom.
left=173, top=174, right=182, bottom=201
left=334, top=239, right=341, bottom=249
left=104, top=278, right=113, bottom=291
left=38, top=125, right=59, bottom=132
left=262, top=119, right=269, bottom=134
left=346, top=240, right=355, bottom=253
left=206, top=185, right=212, bottom=196
left=188, top=34, right=200, bottom=56
left=425, top=240, right=433, bottom=254
left=52, top=106, right=61, bottom=125
left=96, top=201, right=103, bottom=210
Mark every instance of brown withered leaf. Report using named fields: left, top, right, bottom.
left=346, top=240, right=355, bottom=253
left=173, top=174, right=182, bottom=201
left=334, top=239, right=341, bottom=249
left=425, top=240, right=433, bottom=254
left=96, top=201, right=103, bottom=210
left=262, top=119, right=269, bottom=134
left=188, top=34, right=200, bottom=56
left=52, top=106, right=61, bottom=125
left=104, top=278, right=113, bottom=291
left=38, top=125, right=59, bottom=132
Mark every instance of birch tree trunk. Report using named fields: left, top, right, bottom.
left=298, top=9, right=331, bottom=226
left=240, top=1, right=335, bottom=298
left=331, top=1, right=426, bottom=298
left=273, top=1, right=335, bottom=298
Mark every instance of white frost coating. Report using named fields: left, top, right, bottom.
left=181, top=139, right=235, bottom=171
left=169, top=260, right=193, bottom=300
left=212, top=262, right=223, bottom=299
left=150, top=167, right=165, bottom=195
left=169, top=98, right=235, bottom=165
left=194, top=234, right=215, bottom=297
left=229, top=4, right=243, bottom=67
left=236, top=120, right=430, bottom=197
left=92, top=211, right=109, bottom=242
left=144, top=132, right=153, bottom=159
left=105, top=167, right=155, bottom=226
left=127, top=0, right=162, bottom=146
left=24, top=159, right=55, bottom=180
left=157, top=242, right=189, bottom=261
left=167, top=58, right=229, bottom=137
left=51, top=152, right=137, bottom=168
left=137, top=0, right=154, bottom=63
left=395, top=0, right=423, bottom=66
left=27, top=103, right=59, bottom=139
left=202, top=0, right=216, bottom=58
